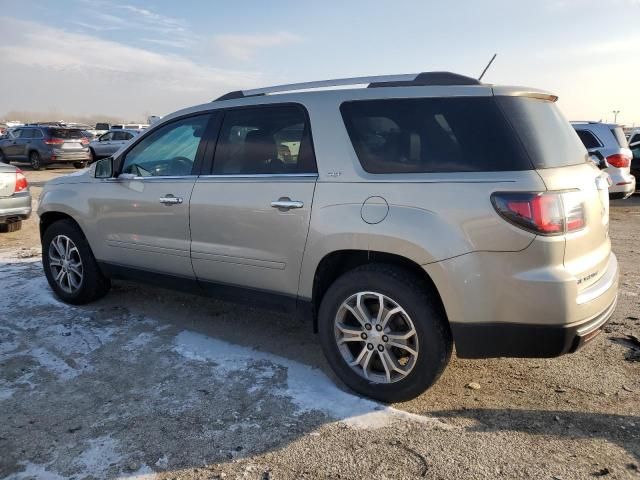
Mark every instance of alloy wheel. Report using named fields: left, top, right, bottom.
left=334, top=291, right=419, bottom=384
left=48, top=234, right=84, bottom=294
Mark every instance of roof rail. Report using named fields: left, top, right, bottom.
left=214, top=71, right=481, bottom=101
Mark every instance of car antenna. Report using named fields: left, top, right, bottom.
left=478, top=53, right=497, bottom=81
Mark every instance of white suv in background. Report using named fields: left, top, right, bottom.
left=572, top=121, right=635, bottom=199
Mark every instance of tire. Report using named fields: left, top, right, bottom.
left=73, top=162, right=87, bottom=169
left=318, top=264, right=452, bottom=403
left=42, top=219, right=111, bottom=304
left=89, top=149, right=96, bottom=164
left=0, top=149, right=8, bottom=164
left=29, top=151, right=44, bottom=170
left=0, top=220, right=22, bottom=233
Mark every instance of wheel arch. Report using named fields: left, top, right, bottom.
left=39, top=211, right=86, bottom=241
left=309, top=249, right=447, bottom=333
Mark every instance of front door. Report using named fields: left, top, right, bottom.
left=92, top=113, right=213, bottom=279
left=190, top=105, right=317, bottom=304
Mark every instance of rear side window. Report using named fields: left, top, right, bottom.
left=213, top=105, right=316, bottom=174
left=48, top=128, right=83, bottom=139
left=340, top=97, right=532, bottom=173
left=21, top=129, right=34, bottom=139
left=496, top=97, right=587, bottom=169
left=575, top=129, right=601, bottom=149
left=610, top=127, right=629, bottom=148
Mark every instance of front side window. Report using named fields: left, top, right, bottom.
left=11, top=129, right=22, bottom=139
left=575, top=129, right=601, bottom=149
left=113, top=131, right=131, bottom=141
left=100, top=132, right=113, bottom=141
left=341, top=97, right=532, bottom=173
left=213, top=105, right=315, bottom=174
left=121, top=115, right=210, bottom=177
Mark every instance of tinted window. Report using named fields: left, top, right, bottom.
left=575, top=129, right=601, bottom=149
left=496, top=97, right=587, bottom=169
left=341, top=97, right=532, bottom=173
left=32, top=129, right=44, bottom=138
left=610, top=127, right=629, bottom=148
left=213, top=105, right=315, bottom=174
left=112, top=131, right=131, bottom=141
left=121, top=115, right=209, bottom=177
left=47, top=128, right=83, bottom=139
left=630, top=134, right=640, bottom=147
left=21, top=129, right=34, bottom=139
left=95, top=123, right=110, bottom=130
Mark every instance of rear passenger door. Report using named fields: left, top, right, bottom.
left=5, top=129, right=26, bottom=159
left=190, top=104, right=317, bottom=307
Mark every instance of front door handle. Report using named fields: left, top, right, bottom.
left=271, top=198, right=304, bottom=210
left=159, top=195, right=183, bottom=205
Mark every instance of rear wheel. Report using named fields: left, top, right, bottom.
left=318, top=264, right=452, bottom=402
left=73, top=162, right=87, bottom=169
left=29, top=151, right=43, bottom=170
left=42, top=219, right=111, bottom=304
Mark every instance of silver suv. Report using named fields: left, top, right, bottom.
left=38, top=72, right=618, bottom=402
left=572, top=121, right=635, bottom=199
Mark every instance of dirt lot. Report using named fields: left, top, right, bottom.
left=1, top=166, right=639, bottom=480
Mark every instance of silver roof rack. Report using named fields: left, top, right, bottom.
left=214, top=71, right=481, bottom=101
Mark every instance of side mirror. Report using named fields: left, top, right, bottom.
left=95, top=157, right=114, bottom=178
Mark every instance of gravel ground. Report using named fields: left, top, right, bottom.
left=1, top=166, right=639, bottom=480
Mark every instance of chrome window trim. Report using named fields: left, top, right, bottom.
left=198, top=173, right=319, bottom=179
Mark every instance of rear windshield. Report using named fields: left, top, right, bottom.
left=47, top=128, right=83, bottom=139
left=610, top=126, right=628, bottom=148
left=340, top=97, right=532, bottom=173
left=95, top=123, right=110, bottom=130
left=495, top=97, right=587, bottom=169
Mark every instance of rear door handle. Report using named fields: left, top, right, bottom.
left=271, top=198, right=304, bottom=210
left=159, top=195, right=183, bottom=205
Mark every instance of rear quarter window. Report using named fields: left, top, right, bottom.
left=340, top=97, right=532, bottom=173
left=496, top=97, right=588, bottom=169
left=575, top=129, right=601, bottom=149
left=610, top=127, right=629, bottom=148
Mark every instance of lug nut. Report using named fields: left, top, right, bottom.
left=365, top=324, right=372, bottom=331
left=382, top=335, right=388, bottom=342
left=375, top=325, right=382, bottom=332
left=361, top=332, right=367, bottom=340
left=367, top=343, right=374, bottom=350
left=377, top=345, right=384, bottom=352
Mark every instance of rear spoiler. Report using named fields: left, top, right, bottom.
left=491, top=86, right=558, bottom=102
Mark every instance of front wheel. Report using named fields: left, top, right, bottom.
left=42, top=219, right=111, bottom=304
left=318, top=264, right=452, bottom=402
left=29, top=151, right=44, bottom=170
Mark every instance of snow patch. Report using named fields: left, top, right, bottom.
left=173, top=330, right=452, bottom=429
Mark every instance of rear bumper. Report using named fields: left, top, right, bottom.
left=608, top=172, right=635, bottom=198
left=45, top=149, right=91, bottom=163
left=425, top=247, right=619, bottom=359
left=0, top=191, right=32, bottom=222
left=450, top=294, right=616, bottom=358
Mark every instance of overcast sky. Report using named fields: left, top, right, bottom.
left=0, top=0, right=638, bottom=124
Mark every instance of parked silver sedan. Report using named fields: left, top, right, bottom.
left=89, top=129, right=140, bottom=162
left=0, top=163, right=31, bottom=232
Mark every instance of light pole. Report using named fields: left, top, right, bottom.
left=612, top=110, right=620, bottom=123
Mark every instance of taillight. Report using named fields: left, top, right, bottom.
left=81, top=137, right=89, bottom=145
left=45, top=138, right=64, bottom=145
left=606, top=154, right=630, bottom=168
left=15, top=169, right=28, bottom=193
left=491, top=191, right=585, bottom=235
